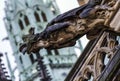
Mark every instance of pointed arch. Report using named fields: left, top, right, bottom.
left=24, top=15, right=30, bottom=26
left=54, top=49, right=59, bottom=55
left=47, top=49, right=52, bottom=55
left=34, top=11, right=41, bottom=22
left=19, top=19, right=24, bottom=30
left=41, top=11, right=47, bottom=22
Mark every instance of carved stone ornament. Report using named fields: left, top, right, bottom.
left=19, top=0, right=120, bottom=55
left=73, top=31, right=119, bottom=81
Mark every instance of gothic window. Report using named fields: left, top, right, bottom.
left=19, top=56, right=23, bottom=64
left=41, top=11, right=47, bottom=22
left=35, top=53, right=40, bottom=58
left=34, top=12, right=41, bottom=22
left=29, top=54, right=34, bottom=64
left=54, top=49, right=59, bottom=55
left=19, top=19, right=24, bottom=30
left=47, top=49, right=52, bottom=55
left=24, top=15, right=30, bottom=26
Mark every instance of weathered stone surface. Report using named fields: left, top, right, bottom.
left=110, top=9, right=120, bottom=31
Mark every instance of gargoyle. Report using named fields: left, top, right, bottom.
left=19, top=0, right=117, bottom=54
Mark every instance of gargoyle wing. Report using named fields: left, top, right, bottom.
left=47, top=0, right=102, bottom=26
left=47, top=4, right=88, bottom=26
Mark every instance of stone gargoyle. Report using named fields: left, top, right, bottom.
left=19, top=0, right=118, bottom=54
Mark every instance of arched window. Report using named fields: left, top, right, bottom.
left=47, top=49, right=52, bottom=55
left=41, top=12, right=47, bottom=22
left=29, top=54, right=34, bottom=64
left=19, top=19, right=24, bottom=30
left=34, top=12, right=41, bottom=22
left=24, top=15, right=30, bottom=26
left=54, top=49, right=59, bottom=55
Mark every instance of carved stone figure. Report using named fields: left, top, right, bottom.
left=19, top=0, right=119, bottom=54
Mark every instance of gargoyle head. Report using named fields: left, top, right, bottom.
left=29, top=39, right=50, bottom=54
left=19, top=39, right=49, bottom=54
left=19, top=30, right=47, bottom=54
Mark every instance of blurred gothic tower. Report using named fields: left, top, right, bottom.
left=4, top=0, right=78, bottom=81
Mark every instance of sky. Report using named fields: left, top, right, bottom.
left=0, top=0, right=88, bottom=81
left=56, top=0, right=79, bottom=13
